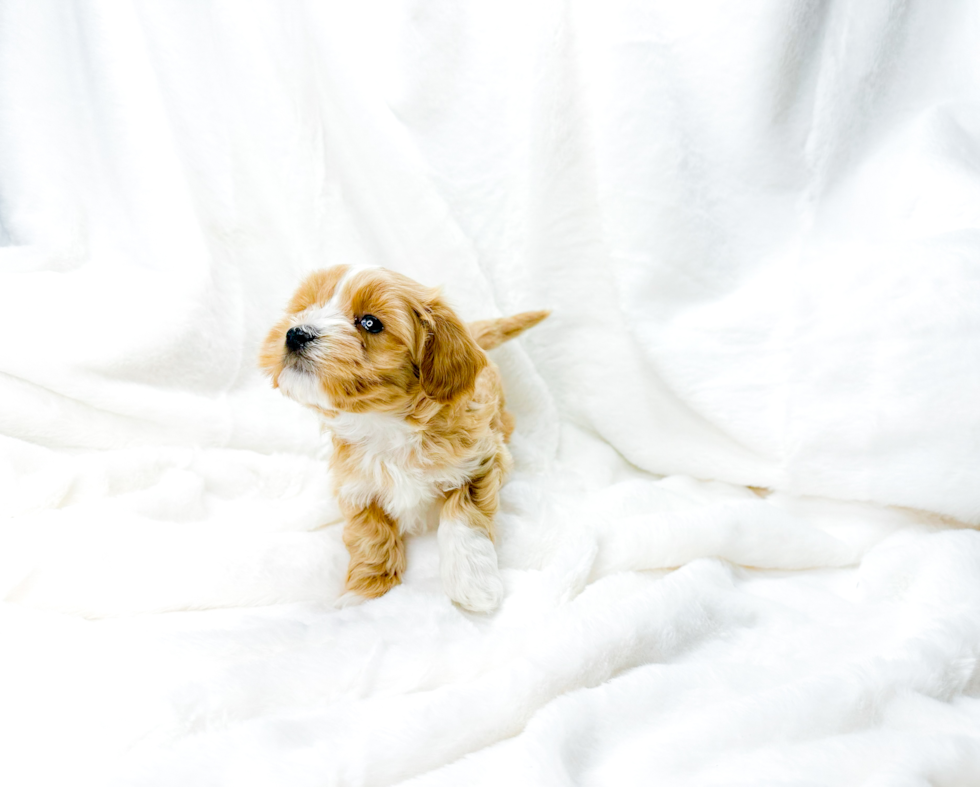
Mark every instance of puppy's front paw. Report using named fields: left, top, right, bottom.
left=453, top=566, right=503, bottom=613
left=344, top=562, right=401, bottom=600
left=438, top=519, right=503, bottom=613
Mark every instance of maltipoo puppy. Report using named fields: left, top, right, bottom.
left=260, top=265, right=547, bottom=612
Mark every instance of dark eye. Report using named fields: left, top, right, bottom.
left=359, top=315, right=383, bottom=334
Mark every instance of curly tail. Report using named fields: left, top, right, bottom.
left=469, top=310, right=550, bottom=351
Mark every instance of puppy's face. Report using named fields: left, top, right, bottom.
left=259, top=266, right=486, bottom=414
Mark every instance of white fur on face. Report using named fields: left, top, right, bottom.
left=277, top=266, right=376, bottom=412
left=291, top=266, right=365, bottom=349
left=438, top=517, right=503, bottom=613
left=276, top=365, right=333, bottom=410
left=296, top=306, right=350, bottom=342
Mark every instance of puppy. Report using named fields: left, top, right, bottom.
left=259, top=265, right=548, bottom=612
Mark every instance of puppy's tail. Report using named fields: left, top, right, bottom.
left=469, top=310, right=550, bottom=351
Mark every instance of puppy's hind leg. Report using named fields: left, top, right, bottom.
left=342, top=501, right=405, bottom=600
left=439, top=456, right=506, bottom=613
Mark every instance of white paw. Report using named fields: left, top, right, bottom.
left=438, top=518, right=503, bottom=613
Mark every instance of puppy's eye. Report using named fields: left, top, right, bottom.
left=358, top=315, right=383, bottom=334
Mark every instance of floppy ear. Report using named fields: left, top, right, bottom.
left=418, top=296, right=487, bottom=403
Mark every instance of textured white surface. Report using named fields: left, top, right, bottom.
left=3, top=1, right=980, bottom=785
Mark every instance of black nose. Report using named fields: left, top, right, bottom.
left=285, top=326, right=317, bottom=352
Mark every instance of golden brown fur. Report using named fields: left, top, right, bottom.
left=470, top=310, right=550, bottom=351
left=259, top=266, right=548, bottom=610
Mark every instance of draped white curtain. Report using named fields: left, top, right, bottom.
left=3, top=1, right=979, bottom=519
left=3, top=2, right=980, bottom=784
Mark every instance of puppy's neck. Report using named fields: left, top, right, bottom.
left=326, top=409, right=419, bottom=454
left=321, top=394, right=464, bottom=451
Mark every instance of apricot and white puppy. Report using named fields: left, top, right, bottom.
left=259, top=265, right=547, bottom=612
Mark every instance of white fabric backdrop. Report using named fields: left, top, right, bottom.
left=3, top=1, right=980, bottom=785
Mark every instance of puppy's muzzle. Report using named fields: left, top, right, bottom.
left=285, top=326, right=317, bottom=352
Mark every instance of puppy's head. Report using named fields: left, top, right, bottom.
left=259, top=266, right=487, bottom=414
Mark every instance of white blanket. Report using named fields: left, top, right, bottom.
left=3, top=1, right=980, bottom=784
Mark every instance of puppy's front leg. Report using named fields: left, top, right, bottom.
left=342, top=501, right=405, bottom=599
left=439, top=464, right=505, bottom=613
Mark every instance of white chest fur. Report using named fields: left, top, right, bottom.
left=327, top=411, right=476, bottom=534
left=329, top=411, right=419, bottom=457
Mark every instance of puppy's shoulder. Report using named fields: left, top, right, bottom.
left=470, top=357, right=505, bottom=405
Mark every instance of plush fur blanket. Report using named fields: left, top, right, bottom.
left=3, top=2, right=980, bottom=784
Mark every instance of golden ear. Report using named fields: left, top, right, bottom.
left=418, top=297, right=487, bottom=403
